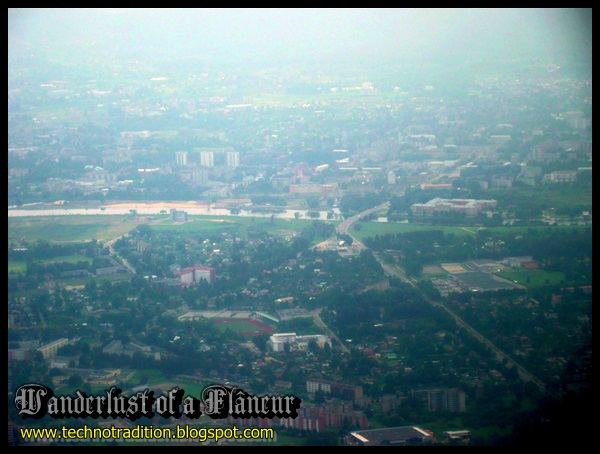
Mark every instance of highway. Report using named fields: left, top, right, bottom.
left=337, top=204, right=547, bottom=393
left=336, top=202, right=390, bottom=253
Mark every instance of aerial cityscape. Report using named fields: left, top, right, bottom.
left=8, top=8, right=592, bottom=446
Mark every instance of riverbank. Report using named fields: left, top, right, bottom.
left=8, top=200, right=342, bottom=221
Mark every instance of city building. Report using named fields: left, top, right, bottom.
left=411, top=388, right=466, bottom=413
left=37, top=338, right=69, bottom=359
left=176, top=265, right=216, bottom=285
left=175, top=151, right=188, bottom=166
left=544, top=170, right=578, bottom=183
left=442, top=430, right=472, bottom=443
left=411, top=198, right=497, bottom=216
left=289, top=183, right=336, bottom=195
left=230, top=401, right=368, bottom=433
left=268, top=333, right=331, bottom=353
left=170, top=208, right=188, bottom=222
left=306, top=378, right=363, bottom=401
left=200, top=150, right=215, bottom=167
left=226, top=151, right=240, bottom=168
left=346, top=426, right=435, bottom=446
left=387, top=170, right=396, bottom=185
left=421, top=183, right=453, bottom=190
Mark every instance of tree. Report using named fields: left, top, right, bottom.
left=68, top=374, right=84, bottom=388
left=314, top=389, right=327, bottom=404
left=253, top=333, right=270, bottom=354
left=136, top=224, right=153, bottom=236
left=304, top=431, right=339, bottom=446
left=306, top=195, right=320, bottom=209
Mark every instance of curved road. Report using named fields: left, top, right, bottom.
left=336, top=202, right=390, bottom=253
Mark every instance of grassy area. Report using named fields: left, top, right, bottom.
left=8, top=214, right=339, bottom=280
left=485, top=224, right=591, bottom=235
left=129, top=369, right=167, bottom=386
left=8, top=215, right=145, bottom=244
left=212, top=319, right=265, bottom=335
left=496, top=269, right=566, bottom=288
left=494, top=184, right=592, bottom=211
left=350, top=222, right=475, bottom=242
left=78, top=337, right=102, bottom=347
left=34, top=254, right=93, bottom=265
left=8, top=213, right=340, bottom=246
left=151, top=217, right=244, bottom=235
left=351, top=221, right=591, bottom=243
left=8, top=261, right=27, bottom=273
left=155, top=215, right=324, bottom=237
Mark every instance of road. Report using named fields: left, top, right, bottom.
left=102, top=217, right=169, bottom=275
left=311, top=308, right=351, bottom=354
left=376, top=258, right=546, bottom=392
left=337, top=204, right=547, bottom=393
left=336, top=202, right=390, bottom=253
left=104, top=235, right=137, bottom=275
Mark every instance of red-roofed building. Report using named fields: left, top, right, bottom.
left=176, top=265, right=216, bottom=285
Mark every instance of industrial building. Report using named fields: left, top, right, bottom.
left=411, top=197, right=497, bottom=216
left=346, top=426, right=435, bottom=446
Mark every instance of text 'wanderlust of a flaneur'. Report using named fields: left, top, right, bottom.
left=14, top=383, right=302, bottom=422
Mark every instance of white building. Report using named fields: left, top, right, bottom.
left=268, top=332, right=331, bottom=353
left=200, top=151, right=215, bottom=167
left=226, top=151, right=240, bottom=168
left=411, top=198, right=497, bottom=216
left=175, top=151, right=188, bottom=166
left=268, top=333, right=297, bottom=352
left=387, top=170, right=396, bottom=185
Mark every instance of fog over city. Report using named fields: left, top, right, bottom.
left=8, top=8, right=592, bottom=448
left=9, top=8, right=592, bottom=66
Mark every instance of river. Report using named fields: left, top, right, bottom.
left=7, top=204, right=342, bottom=221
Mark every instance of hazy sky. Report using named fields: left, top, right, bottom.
left=8, top=8, right=592, bottom=66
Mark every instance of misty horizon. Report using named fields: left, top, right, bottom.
left=8, top=8, right=592, bottom=68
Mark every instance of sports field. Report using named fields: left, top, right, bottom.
left=454, top=271, right=524, bottom=292
left=212, top=318, right=275, bottom=337
left=441, top=263, right=469, bottom=274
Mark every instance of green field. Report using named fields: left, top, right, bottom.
left=212, top=319, right=268, bottom=336
left=153, top=215, right=318, bottom=237
left=9, top=254, right=93, bottom=273
left=496, top=269, right=566, bottom=288
left=485, top=224, right=591, bottom=235
left=8, top=215, right=146, bottom=244
left=129, top=368, right=167, bottom=386
left=350, top=221, right=591, bottom=243
left=350, top=222, right=476, bottom=242
left=8, top=214, right=331, bottom=245
left=39, top=254, right=93, bottom=265
left=501, top=185, right=592, bottom=211
left=8, top=261, right=27, bottom=273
